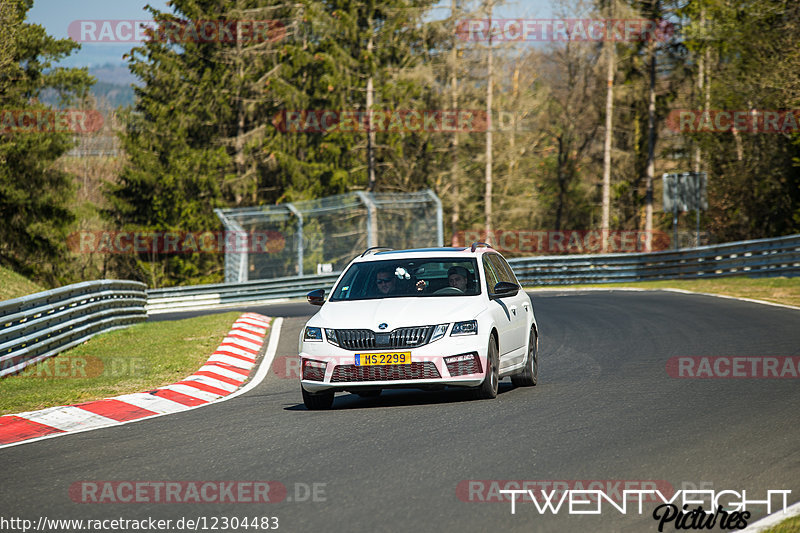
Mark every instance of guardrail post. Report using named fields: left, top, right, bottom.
left=286, top=203, right=304, bottom=276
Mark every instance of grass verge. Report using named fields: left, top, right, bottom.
left=0, top=265, right=46, bottom=301
left=760, top=514, right=800, bottom=533
left=525, top=276, right=800, bottom=308
left=0, top=311, right=250, bottom=415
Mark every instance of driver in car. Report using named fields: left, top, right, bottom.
left=375, top=269, right=397, bottom=295
left=447, top=266, right=469, bottom=292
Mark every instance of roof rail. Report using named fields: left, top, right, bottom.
left=470, top=242, right=493, bottom=252
left=360, top=246, right=394, bottom=257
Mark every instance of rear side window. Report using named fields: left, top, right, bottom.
left=488, top=254, right=519, bottom=285
left=482, top=255, right=500, bottom=295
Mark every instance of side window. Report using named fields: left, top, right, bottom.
left=482, top=256, right=500, bottom=295
left=490, top=254, right=520, bottom=285
left=488, top=254, right=513, bottom=284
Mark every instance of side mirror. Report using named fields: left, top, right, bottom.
left=307, top=288, right=325, bottom=306
left=492, top=281, right=519, bottom=299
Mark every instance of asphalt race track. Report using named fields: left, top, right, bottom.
left=2, top=290, right=799, bottom=533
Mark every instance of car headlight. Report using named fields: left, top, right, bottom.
left=430, top=323, right=449, bottom=342
left=451, top=320, right=478, bottom=336
left=304, top=326, right=323, bottom=342
left=325, top=328, right=339, bottom=346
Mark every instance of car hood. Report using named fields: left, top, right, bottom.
left=313, top=297, right=485, bottom=330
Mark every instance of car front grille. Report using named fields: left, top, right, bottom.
left=446, top=353, right=482, bottom=376
left=330, top=362, right=441, bottom=382
left=332, top=326, right=434, bottom=351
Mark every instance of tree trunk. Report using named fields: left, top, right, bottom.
left=484, top=0, right=493, bottom=240
left=644, top=0, right=658, bottom=252
left=450, top=0, right=460, bottom=245
left=366, top=28, right=376, bottom=192
left=601, top=0, right=615, bottom=252
left=556, top=136, right=566, bottom=231
left=234, top=0, right=246, bottom=205
left=693, top=7, right=704, bottom=174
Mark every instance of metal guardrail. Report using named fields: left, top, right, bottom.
left=146, top=273, right=342, bottom=313
left=508, top=234, right=800, bottom=285
left=3, top=234, right=793, bottom=378
left=146, top=235, right=800, bottom=312
left=0, top=280, right=147, bottom=377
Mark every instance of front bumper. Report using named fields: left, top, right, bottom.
left=299, top=334, right=488, bottom=393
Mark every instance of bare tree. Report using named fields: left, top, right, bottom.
left=484, top=0, right=494, bottom=239
left=601, top=0, right=615, bottom=251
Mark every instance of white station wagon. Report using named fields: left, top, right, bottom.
left=298, top=244, right=539, bottom=409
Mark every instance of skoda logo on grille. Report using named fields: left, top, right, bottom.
left=378, top=323, right=388, bottom=330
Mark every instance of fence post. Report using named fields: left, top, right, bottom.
left=356, top=191, right=378, bottom=248
left=286, top=203, right=304, bottom=276
left=425, top=188, right=444, bottom=247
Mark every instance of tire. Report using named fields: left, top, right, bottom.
left=302, top=387, right=335, bottom=410
left=355, top=389, right=381, bottom=398
left=475, top=335, right=499, bottom=399
left=511, top=326, right=538, bottom=387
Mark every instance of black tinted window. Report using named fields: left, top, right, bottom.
left=330, top=258, right=481, bottom=300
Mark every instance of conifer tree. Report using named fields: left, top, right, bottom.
left=0, top=0, right=94, bottom=284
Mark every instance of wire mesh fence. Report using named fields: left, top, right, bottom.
left=215, top=190, right=443, bottom=282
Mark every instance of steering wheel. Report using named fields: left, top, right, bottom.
left=433, top=286, right=464, bottom=295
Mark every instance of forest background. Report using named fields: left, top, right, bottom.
left=1, top=0, right=798, bottom=288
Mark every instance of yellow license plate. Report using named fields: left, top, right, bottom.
left=355, top=352, right=411, bottom=366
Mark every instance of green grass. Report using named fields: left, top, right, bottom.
left=0, top=265, right=46, bottom=301
left=525, top=276, right=800, bottom=308
left=0, top=311, right=258, bottom=415
left=760, top=514, right=800, bottom=533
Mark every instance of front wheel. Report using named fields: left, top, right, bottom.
left=475, top=336, right=499, bottom=399
left=302, top=387, right=334, bottom=410
left=511, top=326, right=538, bottom=387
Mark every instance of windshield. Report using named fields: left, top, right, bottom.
left=330, top=258, right=481, bottom=301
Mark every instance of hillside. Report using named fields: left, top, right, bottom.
left=0, top=266, right=46, bottom=302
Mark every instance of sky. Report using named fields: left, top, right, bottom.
left=26, top=0, right=556, bottom=69
left=27, top=0, right=171, bottom=68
